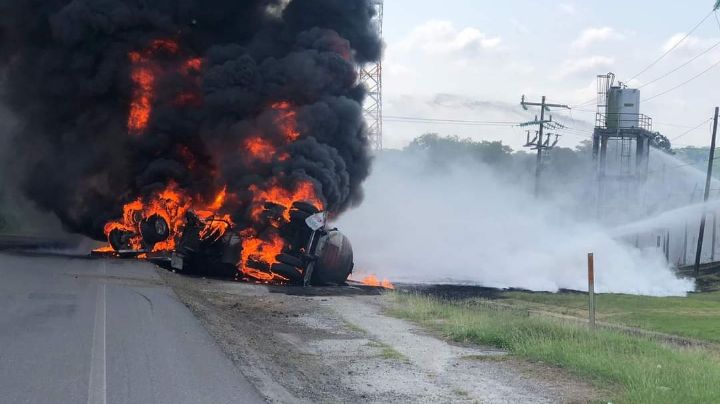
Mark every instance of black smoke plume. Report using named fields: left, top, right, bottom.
left=0, top=0, right=381, bottom=239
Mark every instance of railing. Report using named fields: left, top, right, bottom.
left=595, top=113, right=652, bottom=131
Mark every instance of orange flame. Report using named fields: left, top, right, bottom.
left=101, top=183, right=232, bottom=252
left=272, top=101, right=301, bottom=142
left=239, top=232, right=289, bottom=283
left=127, top=39, right=203, bottom=134
left=359, top=274, right=395, bottom=289
left=245, top=136, right=276, bottom=163
left=183, top=57, right=203, bottom=73
left=92, top=245, right=116, bottom=254
left=238, top=179, right=323, bottom=282
left=249, top=179, right=323, bottom=223
left=128, top=65, right=155, bottom=134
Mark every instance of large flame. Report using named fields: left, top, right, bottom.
left=250, top=179, right=323, bottom=223
left=239, top=179, right=324, bottom=282
left=99, top=182, right=230, bottom=252
left=99, top=38, right=325, bottom=285
left=127, top=39, right=202, bottom=134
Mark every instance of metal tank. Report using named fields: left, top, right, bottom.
left=310, top=230, right=354, bottom=285
left=606, top=87, right=640, bottom=129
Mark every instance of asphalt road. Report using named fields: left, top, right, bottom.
left=0, top=252, right=265, bottom=404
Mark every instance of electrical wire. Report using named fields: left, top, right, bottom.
left=670, top=117, right=714, bottom=141
left=636, top=39, right=720, bottom=90
left=642, top=57, right=720, bottom=102
left=572, top=10, right=718, bottom=109
left=627, top=9, right=715, bottom=82
left=383, top=115, right=517, bottom=126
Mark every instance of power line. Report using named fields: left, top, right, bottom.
left=637, top=39, right=720, bottom=90
left=670, top=117, right=714, bottom=141
left=655, top=121, right=707, bottom=129
left=571, top=97, right=598, bottom=109
left=628, top=9, right=715, bottom=82
left=572, top=10, right=718, bottom=109
left=384, top=115, right=517, bottom=126
left=642, top=57, right=720, bottom=103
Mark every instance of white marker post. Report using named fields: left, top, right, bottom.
left=587, top=253, right=596, bottom=330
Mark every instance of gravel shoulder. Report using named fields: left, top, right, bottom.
left=159, top=269, right=601, bottom=403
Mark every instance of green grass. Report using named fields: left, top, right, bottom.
left=499, top=291, right=720, bottom=343
left=388, top=292, right=720, bottom=404
left=366, top=340, right=407, bottom=361
left=344, top=320, right=368, bottom=335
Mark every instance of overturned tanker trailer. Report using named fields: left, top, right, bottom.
left=101, top=200, right=354, bottom=286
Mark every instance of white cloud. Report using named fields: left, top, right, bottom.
left=555, top=56, right=614, bottom=79
left=398, top=20, right=501, bottom=56
left=571, top=27, right=624, bottom=49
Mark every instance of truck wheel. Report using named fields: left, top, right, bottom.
left=276, top=253, right=303, bottom=267
left=270, top=263, right=303, bottom=284
left=109, top=229, right=134, bottom=251
left=139, top=214, right=170, bottom=245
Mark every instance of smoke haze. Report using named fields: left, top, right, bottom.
left=338, top=151, right=695, bottom=296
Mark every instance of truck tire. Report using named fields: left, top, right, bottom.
left=109, top=228, right=134, bottom=251
left=139, top=214, right=170, bottom=245
left=270, top=262, right=303, bottom=284
left=276, top=253, right=303, bottom=267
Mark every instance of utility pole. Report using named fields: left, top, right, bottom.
left=520, top=95, right=570, bottom=196
left=695, top=107, right=720, bottom=275
left=712, top=212, right=717, bottom=262
left=683, top=183, right=699, bottom=266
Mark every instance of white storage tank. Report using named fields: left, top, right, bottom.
left=606, top=87, right=640, bottom=129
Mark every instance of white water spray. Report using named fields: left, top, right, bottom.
left=337, top=152, right=694, bottom=296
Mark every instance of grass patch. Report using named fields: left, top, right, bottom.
left=388, top=292, right=720, bottom=404
left=366, top=340, right=407, bottom=361
left=344, top=320, right=368, bottom=335
left=500, top=291, right=720, bottom=343
left=452, top=387, right=469, bottom=397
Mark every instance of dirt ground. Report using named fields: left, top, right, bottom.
left=159, top=269, right=601, bottom=404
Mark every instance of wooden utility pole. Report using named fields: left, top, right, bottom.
left=695, top=107, right=720, bottom=275
left=683, top=184, right=699, bottom=265
left=520, top=95, right=570, bottom=196
left=587, top=253, right=596, bottom=330
left=712, top=212, right=717, bottom=261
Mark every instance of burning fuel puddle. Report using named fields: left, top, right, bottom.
left=267, top=282, right=385, bottom=296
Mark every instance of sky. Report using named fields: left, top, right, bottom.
left=379, top=0, right=720, bottom=150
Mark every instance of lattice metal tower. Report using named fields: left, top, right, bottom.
left=358, top=0, right=383, bottom=151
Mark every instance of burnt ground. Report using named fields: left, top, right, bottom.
left=678, top=262, right=720, bottom=292
left=159, top=269, right=602, bottom=403
left=396, top=284, right=526, bottom=300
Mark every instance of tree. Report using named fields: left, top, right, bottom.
left=406, top=133, right=513, bottom=167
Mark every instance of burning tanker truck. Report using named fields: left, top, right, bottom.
left=99, top=186, right=354, bottom=285
left=0, top=1, right=382, bottom=285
